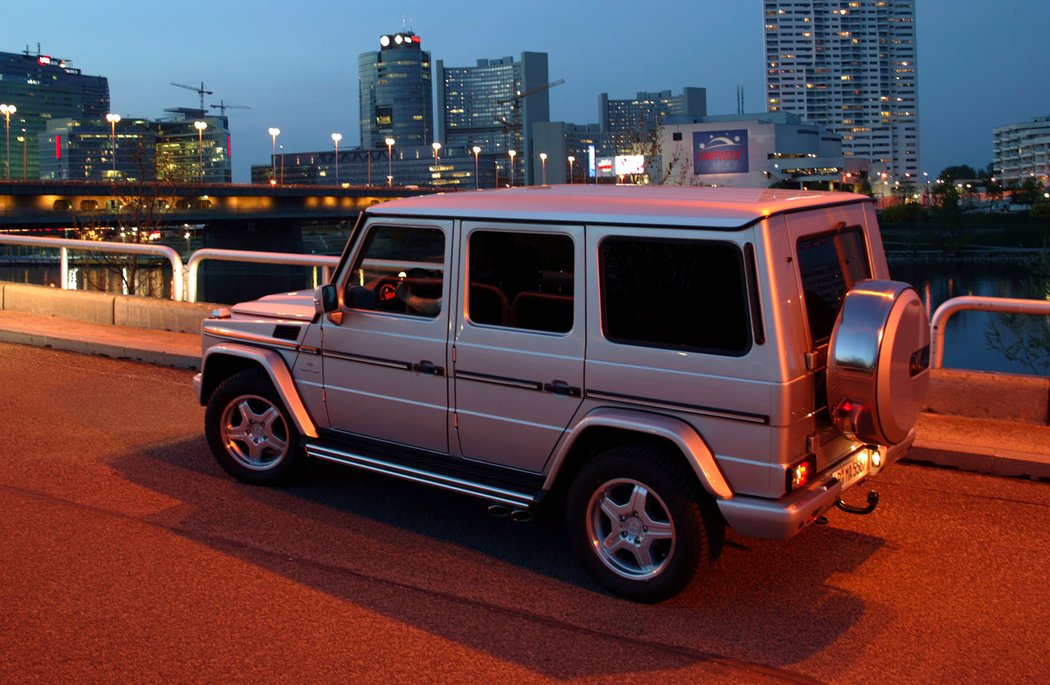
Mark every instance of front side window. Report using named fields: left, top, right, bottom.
left=467, top=230, right=574, bottom=333
left=600, top=237, right=751, bottom=355
left=796, top=227, right=870, bottom=345
left=346, top=224, right=445, bottom=318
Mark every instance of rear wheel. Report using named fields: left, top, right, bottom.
left=204, top=368, right=304, bottom=485
left=566, top=443, right=720, bottom=602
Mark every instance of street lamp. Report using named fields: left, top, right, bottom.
left=268, top=127, right=280, bottom=183
left=472, top=145, right=481, bottom=190
left=432, top=141, right=441, bottom=162
left=194, top=120, right=208, bottom=182
left=539, top=152, right=548, bottom=185
left=331, top=132, right=342, bottom=185
left=0, top=103, right=16, bottom=180
left=567, top=155, right=575, bottom=184
left=385, top=137, right=395, bottom=187
left=19, top=129, right=26, bottom=179
left=507, top=149, right=516, bottom=187
left=105, top=113, right=121, bottom=175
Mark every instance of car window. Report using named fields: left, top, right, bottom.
left=346, top=224, right=445, bottom=318
left=796, top=227, right=870, bottom=345
left=467, top=230, right=574, bottom=333
left=600, top=237, right=751, bottom=355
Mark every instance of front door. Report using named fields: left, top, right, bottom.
left=452, top=223, right=585, bottom=472
left=321, top=219, right=453, bottom=453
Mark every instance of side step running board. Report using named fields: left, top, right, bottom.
left=306, top=444, right=540, bottom=509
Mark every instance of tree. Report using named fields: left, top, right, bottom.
left=938, top=164, right=978, bottom=182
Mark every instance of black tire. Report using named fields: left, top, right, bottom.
left=204, top=368, right=304, bottom=485
left=566, top=443, right=721, bottom=602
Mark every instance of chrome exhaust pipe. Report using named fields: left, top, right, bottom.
left=510, top=509, right=533, bottom=523
left=487, top=503, right=512, bottom=518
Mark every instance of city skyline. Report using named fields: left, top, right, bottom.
left=2, top=0, right=1047, bottom=183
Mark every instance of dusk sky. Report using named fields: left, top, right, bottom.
left=3, top=0, right=1047, bottom=182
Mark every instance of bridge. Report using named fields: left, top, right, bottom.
left=0, top=179, right=435, bottom=227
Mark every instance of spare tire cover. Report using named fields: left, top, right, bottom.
left=826, top=280, right=930, bottom=445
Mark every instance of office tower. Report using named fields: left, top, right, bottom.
left=359, top=31, right=433, bottom=151
left=763, top=0, right=919, bottom=180
left=994, top=116, right=1050, bottom=188
left=599, top=88, right=707, bottom=156
left=0, top=48, right=109, bottom=179
left=435, top=53, right=551, bottom=185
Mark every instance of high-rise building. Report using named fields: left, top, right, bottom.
left=0, top=48, right=109, bottom=179
left=994, top=116, right=1050, bottom=188
left=763, top=0, right=919, bottom=181
left=435, top=53, right=551, bottom=185
left=599, top=88, right=707, bottom=156
left=359, top=31, right=433, bottom=152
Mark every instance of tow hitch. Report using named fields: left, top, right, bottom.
left=835, top=490, right=880, bottom=515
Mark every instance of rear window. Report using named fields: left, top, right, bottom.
left=796, top=227, right=871, bottom=345
left=600, top=237, right=751, bottom=355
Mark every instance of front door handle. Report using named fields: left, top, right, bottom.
left=543, top=380, right=581, bottom=397
left=412, top=360, right=445, bottom=376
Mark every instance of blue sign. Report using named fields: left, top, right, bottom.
left=694, top=130, right=749, bottom=175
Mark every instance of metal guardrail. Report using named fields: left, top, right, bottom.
left=0, top=234, right=185, bottom=302
left=931, top=296, right=1050, bottom=369
left=185, top=249, right=339, bottom=303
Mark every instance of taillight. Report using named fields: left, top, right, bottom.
left=786, top=455, right=817, bottom=493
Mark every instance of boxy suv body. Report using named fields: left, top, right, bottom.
left=195, top=185, right=929, bottom=601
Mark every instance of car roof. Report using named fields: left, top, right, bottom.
left=366, top=184, right=870, bottom=229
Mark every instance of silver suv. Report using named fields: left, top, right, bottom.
left=195, top=185, right=929, bottom=602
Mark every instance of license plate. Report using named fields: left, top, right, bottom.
left=832, top=452, right=869, bottom=491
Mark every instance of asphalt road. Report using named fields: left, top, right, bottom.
left=1, top=342, right=1048, bottom=684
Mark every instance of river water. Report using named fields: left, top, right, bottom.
left=1, top=252, right=1046, bottom=376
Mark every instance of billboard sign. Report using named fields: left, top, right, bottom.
left=694, top=130, right=749, bottom=175
left=614, top=155, right=645, bottom=175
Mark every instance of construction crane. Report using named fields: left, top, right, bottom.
left=210, top=100, right=251, bottom=116
left=497, top=78, right=565, bottom=107
left=170, top=81, right=214, bottom=112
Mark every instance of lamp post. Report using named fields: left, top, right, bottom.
left=194, top=120, right=208, bottom=182
left=331, top=132, right=342, bottom=185
left=472, top=145, right=481, bottom=190
left=0, top=103, right=16, bottom=180
left=105, top=113, right=121, bottom=175
left=507, top=149, right=516, bottom=187
left=19, top=128, right=26, bottom=179
left=539, top=152, right=548, bottom=185
left=567, top=155, right=575, bottom=184
left=432, top=141, right=441, bottom=163
left=385, top=137, right=395, bottom=187
left=367, top=148, right=372, bottom=187
left=268, top=127, right=280, bottom=183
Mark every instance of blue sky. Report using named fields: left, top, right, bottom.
left=3, top=0, right=1047, bottom=182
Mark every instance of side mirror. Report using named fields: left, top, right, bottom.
left=315, top=283, right=340, bottom=314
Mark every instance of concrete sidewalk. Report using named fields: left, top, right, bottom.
left=0, top=308, right=1047, bottom=482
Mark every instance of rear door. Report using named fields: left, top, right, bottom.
left=452, top=223, right=585, bottom=472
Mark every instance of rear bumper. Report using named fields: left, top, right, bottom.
left=717, top=429, right=915, bottom=540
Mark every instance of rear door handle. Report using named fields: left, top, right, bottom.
left=543, top=380, right=581, bottom=397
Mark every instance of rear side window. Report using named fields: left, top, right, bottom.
left=796, top=227, right=870, bottom=345
left=600, top=237, right=751, bottom=355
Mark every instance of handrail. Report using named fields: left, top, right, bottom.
left=0, top=234, right=184, bottom=302
left=186, top=248, right=339, bottom=303
left=930, top=295, right=1050, bottom=368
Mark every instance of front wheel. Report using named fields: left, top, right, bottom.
left=204, top=368, right=304, bottom=485
left=566, top=444, right=720, bottom=602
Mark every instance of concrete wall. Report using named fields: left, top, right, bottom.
left=0, top=282, right=213, bottom=334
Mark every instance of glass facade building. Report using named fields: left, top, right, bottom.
left=600, top=88, right=707, bottom=157
left=435, top=53, right=550, bottom=184
left=763, top=0, right=919, bottom=180
left=994, top=116, right=1050, bottom=188
left=358, top=31, right=433, bottom=151
left=0, top=49, right=109, bottom=179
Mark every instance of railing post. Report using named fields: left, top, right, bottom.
left=60, top=246, right=68, bottom=290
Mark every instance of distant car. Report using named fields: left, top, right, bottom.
left=195, top=185, right=929, bottom=602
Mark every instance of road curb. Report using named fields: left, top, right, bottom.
left=906, top=440, right=1050, bottom=482
left=0, top=327, right=200, bottom=370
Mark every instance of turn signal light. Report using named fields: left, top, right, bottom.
left=786, top=455, right=817, bottom=492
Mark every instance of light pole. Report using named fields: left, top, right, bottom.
left=385, top=137, right=395, bottom=187
left=539, top=152, right=548, bottom=185
left=567, top=155, right=575, bottom=184
left=331, top=132, right=342, bottom=185
left=472, top=145, right=481, bottom=190
left=0, top=104, right=16, bottom=180
left=367, top=148, right=372, bottom=187
left=507, top=149, right=516, bottom=187
left=105, top=113, right=121, bottom=175
left=268, top=127, right=280, bottom=183
left=194, top=120, right=208, bottom=182
left=432, top=141, right=441, bottom=163
left=19, top=129, right=26, bottom=179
